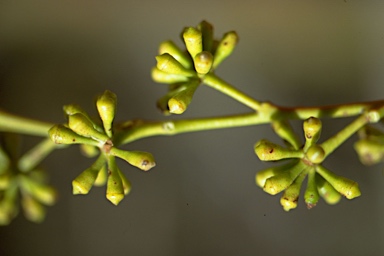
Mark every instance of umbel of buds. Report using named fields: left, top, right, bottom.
left=152, top=20, right=239, bottom=115
left=255, top=117, right=361, bottom=211
left=49, top=90, right=156, bottom=205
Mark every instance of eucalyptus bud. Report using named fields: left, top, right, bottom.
left=156, top=53, right=196, bottom=77
left=63, top=104, right=104, bottom=133
left=94, top=164, right=107, bottom=186
left=49, top=125, right=100, bottom=147
left=280, top=169, right=307, bottom=211
left=18, top=176, right=57, bottom=206
left=305, top=145, right=325, bottom=164
left=159, top=40, right=192, bottom=69
left=182, top=27, right=203, bottom=58
left=354, top=139, right=384, bottom=165
left=212, top=31, right=238, bottom=69
left=316, top=174, right=341, bottom=205
left=151, top=67, right=189, bottom=84
left=194, top=51, right=213, bottom=75
left=304, top=169, right=320, bottom=209
left=256, top=160, right=299, bottom=187
left=80, top=144, right=99, bottom=158
left=254, top=139, right=304, bottom=161
left=271, top=120, right=301, bottom=150
left=117, top=168, right=131, bottom=195
left=72, top=156, right=106, bottom=195
left=96, top=90, right=117, bottom=137
left=303, top=117, right=322, bottom=150
left=110, top=147, right=156, bottom=171
left=106, top=157, right=124, bottom=205
left=21, top=194, right=45, bottom=223
left=168, top=80, right=200, bottom=114
left=263, top=160, right=307, bottom=195
left=198, top=20, right=214, bottom=52
left=316, top=165, right=361, bottom=199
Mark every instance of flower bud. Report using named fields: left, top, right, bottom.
left=159, top=40, right=192, bottom=69
left=263, top=160, right=307, bottom=195
left=280, top=170, right=307, bottom=211
left=194, top=51, right=213, bottom=75
left=94, top=164, right=107, bottom=186
left=182, top=27, right=203, bottom=58
left=18, top=176, right=57, bottom=206
left=49, top=125, right=100, bottom=147
left=254, top=139, right=304, bottom=161
left=168, top=80, right=200, bottom=114
left=304, top=168, right=320, bottom=209
left=72, top=156, right=106, bottom=195
left=0, top=146, right=10, bottom=175
left=110, top=148, right=156, bottom=171
left=316, top=174, right=341, bottom=205
left=156, top=53, right=196, bottom=77
left=212, top=31, right=238, bottom=69
left=256, top=160, right=298, bottom=187
left=303, top=117, right=322, bottom=150
left=198, top=20, right=214, bottom=52
left=151, top=67, right=189, bottom=84
left=96, top=90, right=117, bottom=137
left=106, top=157, right=124, bottom=205
left=63, top=104, right=104, bottom=133
left=21, top=194, right=45, bottom=223
left=354, top=139, right=384, bottom=165
left=316, top=165, right=361, bottom=199
left=271, top=120, right=301, bottom=150
left=0, top=185, right=18, bottom=225
left=305, top=145, right=325, bottom=164
left=80, top=144, right=99, bottom=158
left=117, top=168, right=131, bottom=195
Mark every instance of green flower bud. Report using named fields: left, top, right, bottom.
left=68, top=113, right=109, bottom=143
left=271, top=120, right=301, bottom=150
left=106, top=157, right=124, bottom=205
left=117, top=168, right=131, bottom=195
left=0, top=173, right=11, bottom=190
left=18, top=176, right=57, bottom=206
left=94, top=164, right=107, bottom=186
left=159, top=40, right=192, bottom=69
left=72, top=156, right=106, bottom=195
left=354, top=139, right=384, bottom=165
left=63, top=104, right=104, bottom=133
left=254, top=139, right=304, bottom=161
left=151, top=67, right=189, bottom=84
left=256, top=160, right=299, bottom=187
left=264, top=160, right=307, bottom=195
left=168, top=80, right=200, bottom=114
left=21, top=194, right=45, bottom=223
left=212, top=31, right=238, bottom=69
left=316, top=165, right=361, bottom=199
left=182, top=27, right=203, bottom=58
left=110, top=147, right=156, bottom=171
left=0, top=184, right=18, bottom=225
left=0, top=145, right=10, bottom=175
left=280, top=169, right=307, bottom=211
left=49, top=125, right=100, bottom=147
left=156, top=53, right=196, bottom=77
left=305, top=145, right=325, bottom=164
left=304, top=168, right=320, bottom=209
left=198, top=20, right=214, bottom=52
left=358, top=125, right=384, bottom=143
left=316, top=173, right=341, bottom=205
left=194, top=51, right=213, bottom=75
left=303, top=117, right=322, bottom=150
left=96, top=90, right=117, bottom=137
left=80, top=144, right=99, bottom=158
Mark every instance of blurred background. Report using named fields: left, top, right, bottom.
left=1, top=0, right=384, bottom=255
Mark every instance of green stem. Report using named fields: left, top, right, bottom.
left=0, top=110, right=53, bottom=137
left=203, top=73, right=261, bottom=111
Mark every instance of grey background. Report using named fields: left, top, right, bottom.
left=1, top=0, right=384, bottom=255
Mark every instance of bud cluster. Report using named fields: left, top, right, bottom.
left=0, top=134, right=57, bottom=224
left=48, top=90, right=156, bottom=205
left=354, top=125, right=384, bottom=166
left=255, top=117, right=361, bottom=211
left=152, top=20, right=239, bottom=115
